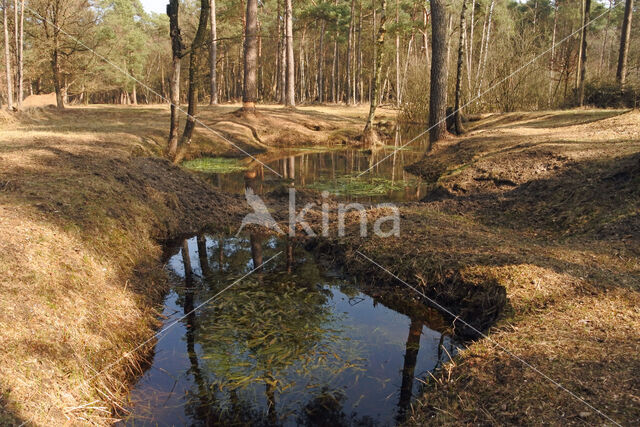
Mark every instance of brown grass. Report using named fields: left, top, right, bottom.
left=0, top=106, right=245, bottom=425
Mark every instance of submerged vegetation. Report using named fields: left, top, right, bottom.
left=305, top=175, right=418, bottom=197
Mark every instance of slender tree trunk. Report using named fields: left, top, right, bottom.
left=454, top=0, right=467, bottom=135
left=279, top=0, right=286, bottom=103
left=466, top=0, right=474, bottom=93
left=476, top=0, right=493, bottom=97
left=276, top=0, right=282, bottom=101
left=575, top=0, right=585, bottom=90
left=598, top=0, right=612, bottom=77
left=132, top=84, right=138, bottom=105
left=209, top=0, right=218, bottom=104
left=3, top=0, right=13, bottom=110
left=167, top=0, right=184, bottom=158
left=284, top=0, right=295, bottom=107
left=429, top=0, right=449, bottom=143
left=16, top=0, right=23, bottom=108
left=395, top=0, right=400, bottom=107
left=317, top=21, right=326, bottom=102
left=357, top=0, right=363, bottom=103
left=548, top=2, right=558, bottom=107
left=363, top=0, right=387, bottom=145
left=243, top=0, right=257, bottom=110
left=616, top=0, right=634, bottom=85
left=578, top=0, right=590, bottom=106
left=181, top=0, right=210, bottom=149
left=332, top=34, right=338, bottom=103
left=347, top=0, right=355, bottom=105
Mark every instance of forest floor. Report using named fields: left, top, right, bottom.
left=0, top=105, right=638, bottom=425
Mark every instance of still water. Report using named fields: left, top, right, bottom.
left=209, top=132, right=429, bottom=203
left=123, top=234, right=458, bottom=426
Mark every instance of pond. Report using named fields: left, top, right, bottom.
left=122, top=234, right=459, bottom=426
left=199, top=128, right=431, bottom=203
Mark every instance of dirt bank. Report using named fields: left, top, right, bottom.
left=339, top=110, right=639, bottom=425
left=0, top=107, right=247, bottom=425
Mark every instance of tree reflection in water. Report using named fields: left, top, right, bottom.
left=135, top=233, right=458, bottom=426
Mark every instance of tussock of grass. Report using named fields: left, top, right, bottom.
left=182, top=157, right=250, bottom=173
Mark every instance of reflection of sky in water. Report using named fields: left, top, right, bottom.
left=124, top=235, right=458, bottom=426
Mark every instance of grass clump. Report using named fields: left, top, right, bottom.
left=182, top=157, right=250, bottom=173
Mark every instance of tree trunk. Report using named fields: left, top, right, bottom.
left=347, top=0, right=355, bottom=105
left=180, top=0, right=210, bottom=151
left=132, top=83, right=138, bottom=105
left=357, top=0, right=363, bottom=103
left=243, top=0, right=257, bottom=110
left=395, top=0, right=400, bottom=107
left=578, top=0, right=590, bottom=106
left=3, top=0, right=13, bottom=110
left=284, top=0, right=295, bottom=107
left=209, top=0, right=218, bottom=104
left=454, top=0, right=467, bottom=135
left=548, top=2, right=558, bottom=107
left=167, top=0, right=184, bottom=158
left=332, top=34, right=338, bottom=103
left=476, top=0, right=493, bottom=97
left=363, top=0, right=387, bottom=145
left=616, top=0, right=634, bottom=85
left=317, top=21, right=326, bottom=102
left=16, top=0, right=23, bottom=108
left=429, top=0, right=449, bottom=144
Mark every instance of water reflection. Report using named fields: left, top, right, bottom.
left=210, top=139, right=428, bottom=203
left=124, top=234, right=458, bottom=425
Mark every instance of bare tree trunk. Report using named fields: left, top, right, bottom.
left=363, top=0, right=387, bottom=145
left=180, top=0, right=210, bottom=151
left=575, top=0, right=585, bottom=90
left=243, top=0, right=257, bottom=110
left=279, top=0, right=286, bottom=103
left=167, top=0, right=184, bottom=158
left=395, top=0, right=400, bottom=107
left=466, top=0, right=475, bottom=93
left=357, top=0, right=363, bottom=103
left=578, top=0, right=590, bottom=106
left=16, top=0, right=23, bottom=108
left=209, top=0, right=218, bottom=104
left=332, top=34, right=338, bottom=103
left=347, top=0, right=355, bottom=105
left=454, top=0, right=467, bottom=135
left=476, top=0, right=493, bottom=97
left=317, top=21, right=326, bottom=102
left=3, top=0, right=13, bottom=110
left=616, top=0, right=634, bottom=85
left=284, top=0, right=295, bottom=107
left=598, top=0, right=612, bottom=77
left=429, top=0, right=449, bottom=143
left=548, top=1, right=558, bottom=107
left=275, top=0, right=282, bottom=101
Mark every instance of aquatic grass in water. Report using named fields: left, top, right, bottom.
left=182, top=157, right=250, bottom=173
left=305, top=174, right=416, bottom=197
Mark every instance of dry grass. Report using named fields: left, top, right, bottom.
left=0, top=106, right=244, bottom=425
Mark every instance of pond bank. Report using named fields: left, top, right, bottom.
left=1, top=107, right=638, bottom=425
